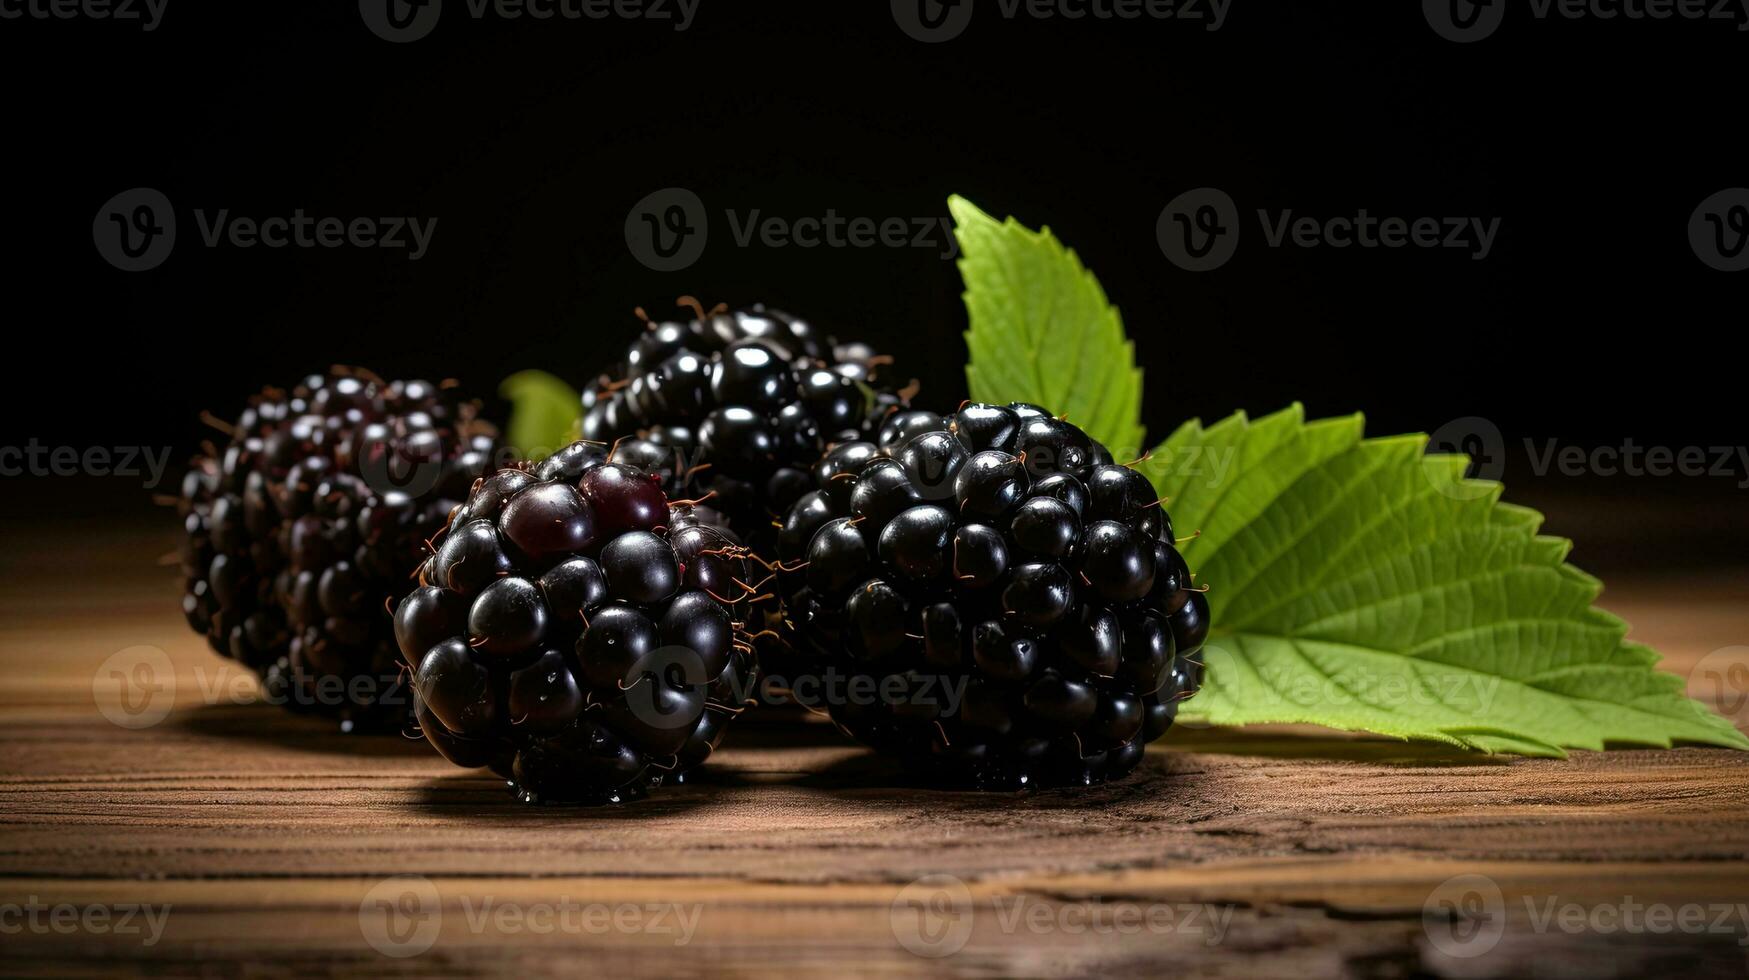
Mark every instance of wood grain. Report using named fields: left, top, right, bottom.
left=3, top=524, right=1748, bottom=977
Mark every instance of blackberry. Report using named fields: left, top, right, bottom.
left=580, top=301, right=907, bottom=546
left=399, top=440, right=760, bottom=805
left=774, top=403, right=1207, bottom=789
left=580, top=301, right=908, bottom=692
left=177, top=370, right=500, bottom=731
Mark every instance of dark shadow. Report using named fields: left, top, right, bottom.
left=785, top=746, right=1212, bottom=813
left=407, top=774, right=716, bottom=819
left=166, top=701, right=434, bottom=758
left=1167, top=726, right=1513, bottom=766
left=788, top=748, right=918, bottom=792
left=715, top=709, right=851, bottom=748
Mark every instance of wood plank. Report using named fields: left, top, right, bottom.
left=3, top=523, right=1748, bottom=976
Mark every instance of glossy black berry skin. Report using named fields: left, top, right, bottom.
left=579, top=306, right=906, bottom=684
left=775, top=403, right=1205, bottom=790
left=396, top=442, right=758, bottom=805
left=580, top=306, right=904, bottom=546
left=177, top=370, right=501, bottom=732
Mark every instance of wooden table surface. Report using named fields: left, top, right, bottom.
left=3, top=521, right=1748, bottom=978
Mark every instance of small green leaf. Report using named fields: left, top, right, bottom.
left=949, top=195, right=1146, bottom=455
left=1150, top=404, right=1748, bottom=755
left=499, top=370, right=580, bottom=461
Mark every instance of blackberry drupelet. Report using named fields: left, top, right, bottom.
left=580, top=301, right=908, bottom=546
left=774, top=403, right=1207, bottom=789
left=580, top=301, right=908, bottom=695
left=399, top=440, right=760, bottom=805
left=177, top=369, right=500, bottom=731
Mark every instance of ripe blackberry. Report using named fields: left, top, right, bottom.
left=177, top=370, right=500, bottom=731
left=580, top=301, right=909, bottom=693
left=774, top=403, right=1207, bottom=789
left=580, top=301, right=908, bottom=545
left=399, top=441, right=760, bottom=805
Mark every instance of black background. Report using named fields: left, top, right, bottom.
left=1, top=0, right=1743, bottom=558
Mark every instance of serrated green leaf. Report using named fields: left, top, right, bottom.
left=1150, top=404, right=1747, bottom=756
left=949, top=196, right=1146, bottom=455
left=499, top=370, right=580, bottom=461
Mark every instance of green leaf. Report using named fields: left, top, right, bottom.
left=949, top=195, right=1146, bottom=455
left=499, top=370, right=580, bottom=461
left=1151, top=404, right=1748, bottom=756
